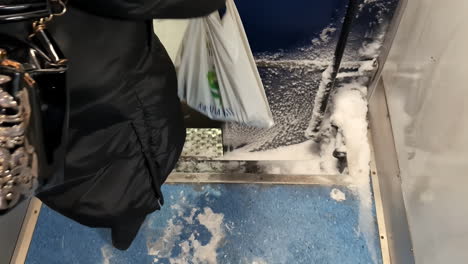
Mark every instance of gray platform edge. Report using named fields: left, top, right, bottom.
left=368, top=79, right=415, bottom=264
left=0, top=199, right=30, bottom=264
left=9, top=198, right=41, bottom=264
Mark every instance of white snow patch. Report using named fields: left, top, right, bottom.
left=358, top=60, right=377, bottom=74
left=223, top=139, right=338, bottom=175
left=252, top=259, right=268, bottom=264
left=171, top=204, right=185, bottom=217
left=147, top=218, right=184, bottom=257
left=359, top=35, right=384, bottom=58
left=358, top=0, right=380, bottom=12
left=101, top=245, right=114, bottom=264
left=337, top=71, right=359, bottom=78
left=192, top=207, right=225, bottom=263
left=224, top=140, right=317, bottom=160
left=306, top=65, right=333, bottom=137
left=330, top=188, right=346, bottom=202
left=148, top=188, right=226, bottom=264
left=169, top=241, right=191, bottom=264
left=312, top=26, right=337, bottom=45
left=184, top=208, right=198, bottom=224
left=359, top=41, right=382, bottom=57
left=330, top=82, right=377, bottom=262
left=149, top=191, right=226, bottom=264
left=331, top=83, right=370, bottom=188
left=336, top=60, right=377, bottom=79
left=169, top=207, right=225, bottom=264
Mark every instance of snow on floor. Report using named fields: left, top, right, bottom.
left=325, top=31, right=383, bottom=261
left=23, top=1, right=395, bottom=263
left=220, top=77, right=379, bottom=261
left=312, top=25, right=337, bottom=46
left=223, top=60, right=380, bottom=262
left=222, top=139, right=339, bottom=174
left=331, top=188, right=347, bottom=202
left=27, top=79, right=382, bottom=264
left=164, top=207, right=225, bottom=264
left=27, top=185, right=382, bottom=264
left=330, top=82, right=378, bottom=262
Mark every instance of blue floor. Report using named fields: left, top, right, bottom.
left=27, top=184, right=382, bottom=264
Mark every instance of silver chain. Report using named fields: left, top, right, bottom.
left=0, top=50, right=37, bottom=211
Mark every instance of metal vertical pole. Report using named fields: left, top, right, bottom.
left=307, top=0, right=360, bottom=137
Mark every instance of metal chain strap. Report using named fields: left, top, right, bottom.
left=0, top=50, right=37, bottom=211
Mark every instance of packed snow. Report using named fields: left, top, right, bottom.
left=312, top=25, right=337, bottom=45
left=330, top=188, right=347, bottom=202
left=147, top=203, right=225, bottom=264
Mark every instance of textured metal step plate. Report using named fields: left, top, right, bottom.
left=181, top=128, right=223, bottom=158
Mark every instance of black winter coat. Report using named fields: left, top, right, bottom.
left=2, top=0, right=224, bottom=250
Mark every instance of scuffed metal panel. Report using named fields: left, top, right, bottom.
left=382, top=0, right=468, bottom=262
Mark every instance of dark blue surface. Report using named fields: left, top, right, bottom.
left=234, top=0, right=343, bottom=52
left=235, top=0, right=400, bottom=58
left=27, top=184, right=382, bottom=264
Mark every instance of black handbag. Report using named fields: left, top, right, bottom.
left=0, top=0, right=68, bottom=212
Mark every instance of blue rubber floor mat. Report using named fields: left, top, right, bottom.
left=27, top=184, right=382, bottom=264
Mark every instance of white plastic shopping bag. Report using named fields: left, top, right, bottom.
left=176, top=0, right=274, bottom=128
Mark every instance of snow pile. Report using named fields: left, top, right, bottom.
left=330, top=188, right=347, bottom=202
left=223, top=133, right=338, bottom=175
left=331, top=83, right=370, bottom=188
left=330, top=82, right=377, bottom=262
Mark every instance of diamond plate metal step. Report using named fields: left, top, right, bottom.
left=181, top=128, right=223, bottom=158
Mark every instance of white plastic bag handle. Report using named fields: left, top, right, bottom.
left=205, top=1, right=240, bottom=62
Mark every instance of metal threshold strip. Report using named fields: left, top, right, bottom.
left=167, top=172, right=347, bottom=185
left=173, top=156, right=348, bottom=185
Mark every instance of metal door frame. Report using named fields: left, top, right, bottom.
left=368, top=78, right=415, bottom=264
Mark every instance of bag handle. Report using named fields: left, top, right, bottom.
left=0, top=0, right=66, bottom=23
left=30, top=0, right=66, bottom=37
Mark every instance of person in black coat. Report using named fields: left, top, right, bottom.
left=2, top=0, right=225, bottom=250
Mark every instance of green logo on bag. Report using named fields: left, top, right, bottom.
left=207, top=70, right=223, bottom=106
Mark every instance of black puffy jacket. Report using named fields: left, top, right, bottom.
left=2, top=0, right=225, bottom=250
